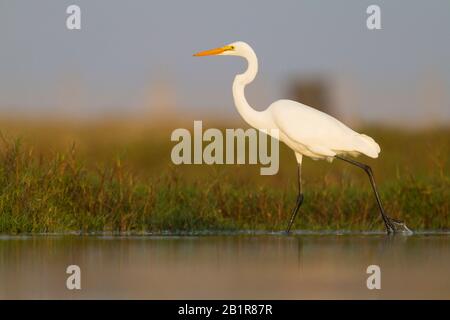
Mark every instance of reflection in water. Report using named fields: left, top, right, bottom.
left=0, top=234, right=449, bottom=299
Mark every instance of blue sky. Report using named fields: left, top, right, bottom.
left=0, top=0, right=449, bottom=124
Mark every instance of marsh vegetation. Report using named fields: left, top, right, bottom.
left=0, top=119, right=448, bottom=233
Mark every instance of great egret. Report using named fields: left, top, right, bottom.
left=194, top=41, right=411, bottom=234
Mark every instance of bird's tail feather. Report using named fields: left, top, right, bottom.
left=356, top=134, right=380, bottom=158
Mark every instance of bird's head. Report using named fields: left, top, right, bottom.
left=193, top=41, right=251, bottom=58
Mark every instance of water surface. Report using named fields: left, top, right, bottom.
left=0, top=233, right=449, bottom=299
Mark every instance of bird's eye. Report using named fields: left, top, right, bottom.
left=230, top=46, right=235, bottom=50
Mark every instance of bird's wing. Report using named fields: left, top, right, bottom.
left=269, top=99, right=360, bottom=156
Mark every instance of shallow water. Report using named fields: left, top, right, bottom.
left=0, top=232, right=449, bottom=299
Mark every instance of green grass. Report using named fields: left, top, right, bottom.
left=0, top=121, right=448, bottom=234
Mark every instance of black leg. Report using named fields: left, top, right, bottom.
left=335, top=155, right=409, bottom=234
left=286, top=163, right=304, bottom=233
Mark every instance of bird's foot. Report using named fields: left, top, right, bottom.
left=385, top=216, right=413, bottom=235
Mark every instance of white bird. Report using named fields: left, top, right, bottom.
left=194, top=41, right=410, bottom=234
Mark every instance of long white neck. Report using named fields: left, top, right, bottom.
left=232, top=47, right=266, bottom=129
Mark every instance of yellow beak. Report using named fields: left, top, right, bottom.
left=193, top=45, right=234, bottom=56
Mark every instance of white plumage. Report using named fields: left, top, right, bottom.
left=196, top=41, right=380, bottom=164
left=269, top=99, right=381, bottom=161
left=194, top=41, right=410, bottom=234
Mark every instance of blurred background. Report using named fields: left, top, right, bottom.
left=0, top=0, right=449, bottom=171
left=0, top=0, right=448, bottom=232
left=1, top=0, right=449, bottom=124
